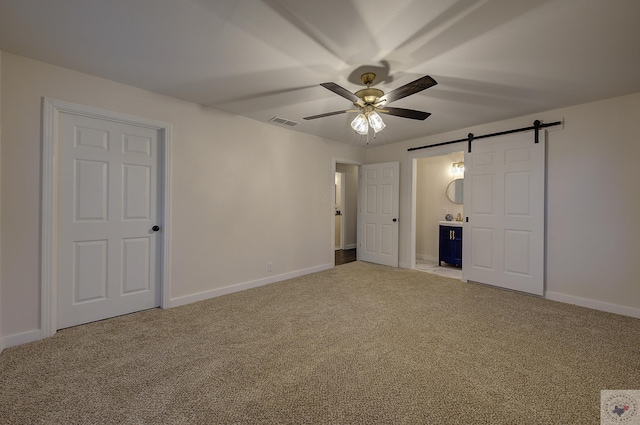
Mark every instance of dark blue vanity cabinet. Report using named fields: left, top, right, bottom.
left=439, top=225, right=462, bottom=267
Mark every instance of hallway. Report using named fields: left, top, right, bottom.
left=335, top=249, right=356, bottom=266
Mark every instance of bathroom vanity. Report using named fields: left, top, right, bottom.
left=439, top=221, right=463, bottom=267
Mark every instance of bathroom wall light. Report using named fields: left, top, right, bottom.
left=451, top=161, right=465, bottom=177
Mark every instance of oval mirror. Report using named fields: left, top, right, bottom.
left=446, top=178, right=463, bottom=204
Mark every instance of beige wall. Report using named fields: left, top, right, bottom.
left=0, top=52, right=366, bottom=341
left=0, top=51, right=3, bottom=350
left=416, top=153, right=463, bottom=262
left=2, top=50, right=639, bottom=345
left=366, top=91, right=640, bottom=314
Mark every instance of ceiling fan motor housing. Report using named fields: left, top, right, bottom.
left=355, top=72, right=384, bottom=105
left=354, top=88, right=384, bottom=105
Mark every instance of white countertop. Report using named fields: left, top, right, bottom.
left=439, top=221, right=463, bottom=227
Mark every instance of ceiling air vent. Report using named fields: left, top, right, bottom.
left=270, top=116, right=299, bottom=127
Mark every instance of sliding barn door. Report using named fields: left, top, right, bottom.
left=462, top=131, right=545, bottom=295
left=358, top=162, right=399, bottom=267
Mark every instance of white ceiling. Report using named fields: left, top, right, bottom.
left=1, top=0, right=639, bottom=146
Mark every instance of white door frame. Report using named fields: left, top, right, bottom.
left=335, top=171, right=346, bottom=250
left=332, top=158, right=362, bottom=266
left=408, top=142, right=467, bottom=272
left=41, top=98, right=172, bottom=338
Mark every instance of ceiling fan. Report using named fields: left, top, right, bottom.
left=303, top=72, right=437, bottom=135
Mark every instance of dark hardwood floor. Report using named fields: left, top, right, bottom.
left=335, top=248, right=356, bottom=266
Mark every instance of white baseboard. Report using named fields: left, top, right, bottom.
left=2, top=329, right=43, bottom=349
left=545, top=291, right=640, bottom=319
left=168, top=263, right=334, bottom=308
left=335, top=244, right=357, bottom=251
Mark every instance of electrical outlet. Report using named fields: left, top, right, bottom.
left=267, top=262, right=273, bottom=272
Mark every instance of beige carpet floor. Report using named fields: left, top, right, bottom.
left=1, top=261, right=639, bottom=424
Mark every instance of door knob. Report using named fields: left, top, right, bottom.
left=393, top=218, right=397, bottom=222
left=152, top=225, right=160, bottom=232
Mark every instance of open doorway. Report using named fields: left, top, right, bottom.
left=412, top=151, right=464, bottom=279
left=334, top=162, right=359, bottom=266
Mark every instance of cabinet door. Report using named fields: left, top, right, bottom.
left=440, top=226, right=463, bottom=267
left=439, top=226, right=452, bottom=265
left=452, top=228, right=463, bottom=266
left=438, top=226, right=447, bottom=265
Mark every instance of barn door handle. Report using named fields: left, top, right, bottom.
left=152, top=225, right=160, bottom=232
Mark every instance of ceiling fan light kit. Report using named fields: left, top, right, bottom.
left=350, top=109, right=386, bottom=135
left=367, top=111, right=386, bottom=133
left=350, top=114, right=369, bottom=135
left=304, top=72, right=437, bottom=139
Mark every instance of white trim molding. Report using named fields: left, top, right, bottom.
left=41, top=98, right=173, bottom=338
left=332, top=158, right=363, bottom=266
left=169, top=263, right=333, bottom=308
left=545, top=292, right=640, bottom=319
left=2, top=330, right=42, bottom=349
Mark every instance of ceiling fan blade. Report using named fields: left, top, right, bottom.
left=320, top=82, right=361, bottom=103
left=380, top=75, right=437, bottom=104
left=381, top=107, right=431, bottom=120
left=303, top=110, right=349, bottom=120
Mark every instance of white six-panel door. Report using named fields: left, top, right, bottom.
left=57, top=113, right=161, bottom=329
left=462, top=131, right=545, bottom=295
left=358, top=162, right=399, bottom=267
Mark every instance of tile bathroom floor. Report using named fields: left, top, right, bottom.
left=415, top=259, right=463, bottom=280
